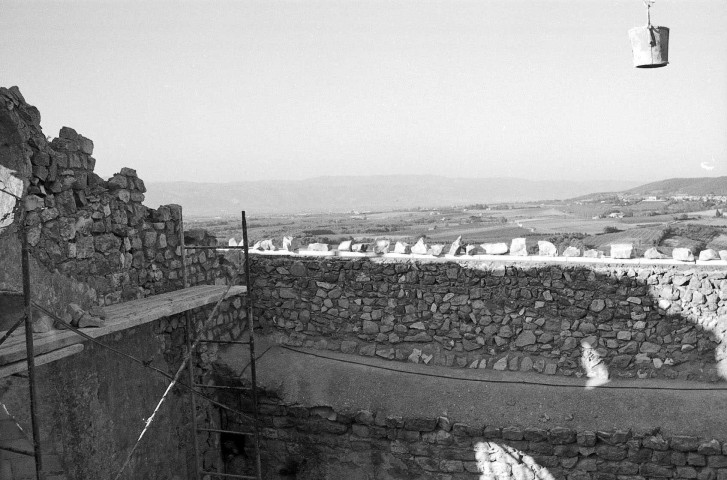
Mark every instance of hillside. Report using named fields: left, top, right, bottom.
left=144, top=176, right=638, bottom=216
left=626, top=176, right=727, bottom=196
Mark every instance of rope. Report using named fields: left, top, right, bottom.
left=643, top=0, right=654, bottom=27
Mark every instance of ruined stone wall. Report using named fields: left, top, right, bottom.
left=220, top=391, right=727, bottom=480
left=0, top=86, right=233, bottom=329
left=0, top=86, right=248, bottom=478
left=250, top=256, right=727, bottom=383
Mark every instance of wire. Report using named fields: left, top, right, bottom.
left=233, top=344, right=276, bottom=377
left=279, top=345, right=727, bottom=392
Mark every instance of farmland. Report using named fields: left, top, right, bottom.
left=187, top=194, right=727, bottom=256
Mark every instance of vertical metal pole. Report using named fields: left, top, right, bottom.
left=241, top=211, right=262, bottom=479
left=180, top=211, right=201, bottom=480
left=21, top=223, right=44, bottom=479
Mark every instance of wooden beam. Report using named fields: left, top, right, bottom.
left=0, top=344, right=84, bottom=378
left=0, top=285, right=246, bottom=366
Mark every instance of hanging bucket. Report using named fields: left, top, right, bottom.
left=629, top=25, right=669, bottom=68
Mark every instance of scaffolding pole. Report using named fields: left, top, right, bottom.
left=180, top=212, right=202, bottom=480
left=242, top=211, right=262, bottom=477
left=20, top=222, right=44, bottom=480
left=184, top=209, right=262, bottom=480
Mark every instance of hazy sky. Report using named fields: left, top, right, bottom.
left=2, top=0, right=726, bottom=183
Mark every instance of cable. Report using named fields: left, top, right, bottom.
left=279, top=345, right=727, bottom=392
left=233, top=344, right=276, bottom=377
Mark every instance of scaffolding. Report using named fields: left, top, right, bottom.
left=182, top=211, right=262, bottom=480
left=0, top=208, right=262, bottom=480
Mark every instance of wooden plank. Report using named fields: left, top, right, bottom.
left=0, top=285, right=246, bottom=366
left=0, top=344, right=84, bottom=378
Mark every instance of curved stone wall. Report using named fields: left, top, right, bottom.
left=249, top=255, right=727, bottom=382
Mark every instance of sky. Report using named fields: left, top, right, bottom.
left=1, top=0, right=726, bottom=184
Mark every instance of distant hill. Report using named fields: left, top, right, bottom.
left=626, top=176, right=727, bottom=196
left=143, top=175, right=639, bottom=216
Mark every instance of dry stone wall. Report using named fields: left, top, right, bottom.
left=250, top=256, right=727, bottom=382
left=219, top=390, right=727, bottom=480
left=0, top=86, right=250, bottom=478
left=0, top=86, right=235, bottom=332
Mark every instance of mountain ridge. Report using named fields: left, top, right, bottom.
left=143, top=175, right=642, bottom=216
left=626, top=176, right=727, bottom=196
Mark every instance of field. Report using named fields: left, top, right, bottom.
left=187, top=196, right=727, bottom=255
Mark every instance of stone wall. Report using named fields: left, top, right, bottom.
left=0, top=86, right=234, bottom=331
left=0, top=86, right=248, bottom=478
left=250, top=255, right=727, bottom=382
left=0, top=294, right=249, bottom=479
left=219, top=390, right=727, bottom=480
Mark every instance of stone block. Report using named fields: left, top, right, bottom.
left=404, top=417, right=437, bottom=432
left=644, top=247, right=669, bottom=259
left=699, top=440, right=723, bottom=456
left=538, top=240, right=557, bottom=256
left=707, top=456, right=727, bottom=468
left=482, top=242, right=508, bottom=255
left=510, top=237, right=527, bottom=256
left=502, top=426, right=523, bottom=441
left=643, top=435, right=669, bottom=451
left=610, top=244, right=633, bottom=259
left=439, top=459, right=464, bottom=473
left=354, top=410, right=374, bottom=425
left=673, top=247, right=695, bottom=262
left=550, top=427, right=577, bottom=444
left=596, top=444, right=627, bottom=461
left=78, top=135, right=94, bottom=154
left=392, top=241, right=410, bottom=254
left=639, top=463, right=674, bottom=477
left=515, top=330, right=536, bottom=346
left=448, top=236, right=463, bottom=256
left=672, top=436, right=701, bottom=452
left=362, top=320, right=379, bottom=334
